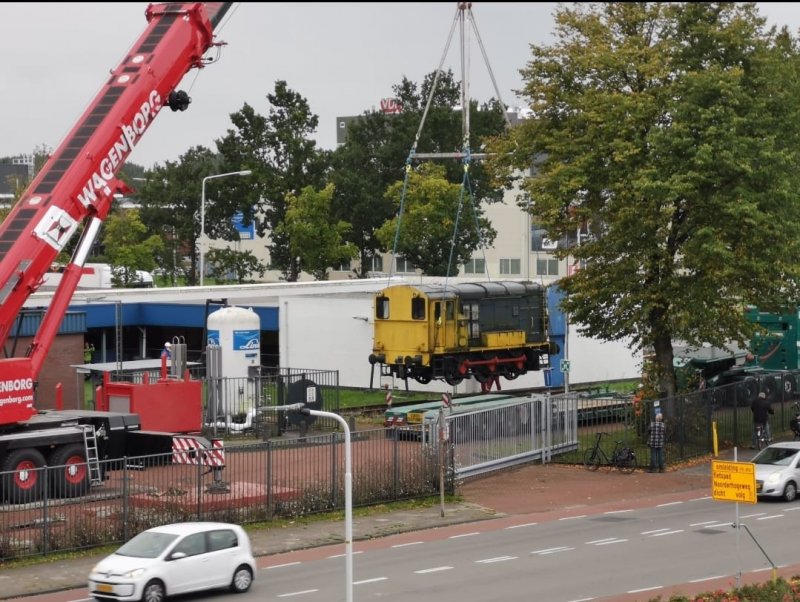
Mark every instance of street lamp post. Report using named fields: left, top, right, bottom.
left=267, top=404, right=353, bottom=602
left=199, top=170, right=252, bottom=286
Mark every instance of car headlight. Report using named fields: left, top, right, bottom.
left=765, top=473, right=782, bottom=486
left=121, top=568, right=146, bottom=579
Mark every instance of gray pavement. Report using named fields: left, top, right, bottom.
left=0, top=447, right=757, bottom=600
left=1, top=500, right=497, bottom=600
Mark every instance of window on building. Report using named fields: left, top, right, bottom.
left=536, top=258, right=559, bottom=276
left=334, top=260, right=351, bottom=272
left=499, top=258, right=521, bottom=275
left=395, top=256, right=415, bottom=273
left=371, top=256, right=383, bottom=273
left=463, top=258, right=485, bottom=274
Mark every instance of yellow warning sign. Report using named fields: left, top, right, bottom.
left=711, top=460, right=756, bottom=504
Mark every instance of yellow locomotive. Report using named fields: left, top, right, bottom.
left=368, top=281, right=557, bottom=387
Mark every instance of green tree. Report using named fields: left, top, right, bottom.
left=133, top=146, right=229, bottom=286
left=102, top=209, right=164, bottom=286
left=331, top=69, right=506, bottom=278
left=487, top=2, right=800, bottom=398
left=216, top=81, right=328, bottom=281
left=376, top=163, right=495, bottom=276
left=275, top=184, right=357, bottom=281
left=205, top=248, right=266, bottom=284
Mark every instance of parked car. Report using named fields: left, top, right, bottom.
left=88, top=522, right=255, bottom=602
left=753, top=441, right=800, bottom=501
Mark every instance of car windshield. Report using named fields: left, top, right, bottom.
left=753, top=447, right=800, bottom=467
left=115, top=532, right=180, bottom=558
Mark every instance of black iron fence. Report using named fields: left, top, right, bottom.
left=0, top=428, right=438, bottom=560
left=552, top=381, right=799, bottom=468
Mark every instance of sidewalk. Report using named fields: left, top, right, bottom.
left=0, top=449, right=754, bottom=600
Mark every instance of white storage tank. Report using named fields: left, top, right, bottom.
left=207, top=305, right=261, bottom=378
left=207, top=306, right=261, bottom=427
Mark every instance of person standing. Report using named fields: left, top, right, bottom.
left=647, top=413, right=666, bottom=473
left=160, top=341, right=172, bottom=361
left=83, top=342, right=95, bottom=363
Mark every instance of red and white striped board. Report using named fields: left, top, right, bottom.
left=172, top=436, right=225, bottom=467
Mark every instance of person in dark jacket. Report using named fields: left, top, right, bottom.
left=751, top=392, right=774, bottom=447
left=647, top=413, right=666, bottom=473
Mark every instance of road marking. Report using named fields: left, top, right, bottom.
left=689, top=575, right=726, bottom=583
left=784, top=507, right=800, bottom=512
left=449, top=532, right=479, bottom=539
left=559, top=515, right=587, bottom=521
left=594, top=538, right=628, bottom=546
left=740, top=512, right=766, bottom=519
left=701, top=522, right=732, bottom=529
left=531, top=546, right=574, bottom=555
left=566, top=598, right=596, bottom=602
left=604, top=509, right=633, bottom=515
left=689, top=521, right=718, bottom=527
left=690, top=495, right=712, bottom=501
left=328, top=550, right=363, bottom=559
left=628, top=586, right=663, bottom=594
left=651, top=529, right=684, bottom=537
left=641, top=528, right=671, bottom=535
left=505, top=522, right=538, bottom=529
left=586, top=537, right=618, bottom=544
left=656, top=501, right=684, bottom=507
left=265, top=561, right=301, bottom=569
left=392, top=541, right=423, bottom=548
left=415, top=566, right=453, bottom=574
left=277, top=589, right=319, bottom=597
left=354, top=577, right=388, bottom=585
left=756, top=514, right=784, bottom=521
left=476, top=556, right=518, bottom=563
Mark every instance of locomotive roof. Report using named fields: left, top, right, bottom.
left=399, top=280, right=543, bottom=301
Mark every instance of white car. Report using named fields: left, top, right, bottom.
left=753, top=441, right=800, bottom=501
left=88, top=522, right=255, bottom=602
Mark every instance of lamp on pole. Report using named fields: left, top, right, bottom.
left=266, top=403, right=353, bottom=602
left=199, top=169, right=252, bottom=286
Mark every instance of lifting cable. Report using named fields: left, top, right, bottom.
left=388, top=2, right=515, bottom=288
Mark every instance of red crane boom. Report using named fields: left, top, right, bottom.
left=0, top=2, right=232, bottom=425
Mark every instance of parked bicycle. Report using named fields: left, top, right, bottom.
left=754, top=422, right=770, bottom=450
left=583, top=432, right=637, bottom=473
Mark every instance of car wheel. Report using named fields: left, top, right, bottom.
left=141, top=579, right=165, bottom=602
left=230, top=565, right=253, bottom=593
left=783, top=481, right=798, bottom=502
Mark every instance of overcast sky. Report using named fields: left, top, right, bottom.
left=2, top=2, right=800, bottom=171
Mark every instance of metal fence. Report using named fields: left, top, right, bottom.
left=422, top=395, right=579, bottom=479
left=203, top=368, right=340, bottom=437
left=0, top=428, right=438, bottom=560
left=549, top=382, right=800, bottom=468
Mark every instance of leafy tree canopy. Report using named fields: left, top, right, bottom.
left=487, top=2, right=800, bottom=397
left=275, top=183, right=357, bottom=281
left=216, top=81, right=328, bottom=281
left=376, top=163, right=496, bottom=277
left=331, top=69, right=507, bottom=277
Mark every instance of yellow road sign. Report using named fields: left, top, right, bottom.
left=711, top=460, right=756, bottom=504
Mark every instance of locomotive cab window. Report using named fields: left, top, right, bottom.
left=376, top=296, right=389, bottom=319
left=411, top=297, right=426, bottom=320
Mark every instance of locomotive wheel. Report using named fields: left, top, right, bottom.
left=1, top=448, right=46, bottom=504
left=445, top=375, right=464, bottom=386
left=413, top=369, right=432, bottom=384
left=473, top=370, right=490, bottom=384
left=49, top=444, right=90, bottom=498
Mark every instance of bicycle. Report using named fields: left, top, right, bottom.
left=583, top=432, right=637, bottom=473
left=754, top=422, right=770, bottom=450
